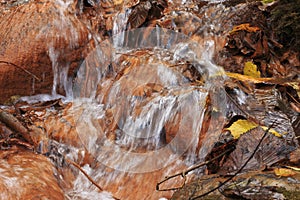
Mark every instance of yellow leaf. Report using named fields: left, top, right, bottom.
left=274, top=168, right=296, bottom=177
left=261, top=126, right=282, bottom=137
left=225, top=72, right=286, bottom=84
left=244, top=61, right=261, bottom=78
left=225, top=119, right=283, bottom=139
left=225, top=119, right=257, bottom=139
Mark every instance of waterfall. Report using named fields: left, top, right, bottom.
left=69, top=26, right=227, bottom=199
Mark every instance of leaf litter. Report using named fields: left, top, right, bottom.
left=0, top=0, right=299, bottom=199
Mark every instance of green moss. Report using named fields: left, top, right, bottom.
left=277, top=187, right=300, bottom=200
left=270, top=0, right=300, bottom=52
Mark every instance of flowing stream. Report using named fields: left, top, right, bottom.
left=1, top=0, right=299, bottom=199
left=24, top=0, right=230, bottom=199
left=62, top=26, right=226, bottom=199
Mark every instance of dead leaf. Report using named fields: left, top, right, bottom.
left=127, top=0, right=167, bottom=29
left=260, top=126, right=282, bottom=138
left=286, top=82, right=300, bottom=98
left=229, top=23, right=260, bottom=35
left=113, top=0, right=123, bottom=6
left=128, top=1, right=151, bottom=29
left=220, top=127, right=293, bottom=174
left=225, top=119, right=282, bottom=139
left=125, top=0, right=140, bottom=8
left=244, top=61, right=261, bottom=78
left=262, top=0, right=275, bottom=4
left=225, top=119, right=257, bottom=139
left=286, top=166, right=300, bottom=171
left=274, top=168, right=296, bottom=177
left=225, top=72, right=287, bottom=84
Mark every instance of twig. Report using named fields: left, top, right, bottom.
left=0, top=109, right=33, bottom=144
left=190, top=122, right=275, bottom=200
left=287, top=91, right=300, bottom=105
left=65, top=158, right=103, bottom=191
left=156, top=147, right=235, bottom=191
left=65, top=159, right=121, bottom=200
left=0, top=60, right=41, bottom=81
left=0, top=138, right=34, bottom=150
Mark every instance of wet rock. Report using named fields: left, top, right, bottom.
left=0, top=149, right=64, bottom=199
left=0, top=0, right=90, bottom=103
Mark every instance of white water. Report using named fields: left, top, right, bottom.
left=68, top=25, right=227, bottom=199
left=35, top=0, right=82, bottom=98
left=65, top=164, right=115, bottom=200
left=22, top=0, right=228, bottom=199
left=48, top=13, right=226, bottom=200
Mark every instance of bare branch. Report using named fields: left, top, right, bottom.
left=190, top=122, right=275, bottom=200
left=65, top=158, right=121, bottom=200
left=0, top=109, right=33, bottom=144
left=65, top=158, right=103, bottom=191
left=0, top=60, right=41, bottom=81
left=156, top=147, right=235, bottom=191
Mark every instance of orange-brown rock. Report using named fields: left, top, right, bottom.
left=0, top=0, right=90, bottom=103
left=0, top=149, right=64, bottom=199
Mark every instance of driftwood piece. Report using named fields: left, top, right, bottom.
left=0, top=109, right=33, bottom=144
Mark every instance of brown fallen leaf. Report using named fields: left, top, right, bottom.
left=220, top=126, right=293, bottom=175
left=229, top=23, right=260, bottom=35
left=127, top=1, right=151, bottom=29
left=127, top=0, right=167, bottom=29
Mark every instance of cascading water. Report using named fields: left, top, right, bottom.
left=1, top=0, right=298, bottom=199
left=68, top=26, right=227, bottom=199
left=20, top=0, right=229, bottom=199
left=44, top=0, right=81, bottom=98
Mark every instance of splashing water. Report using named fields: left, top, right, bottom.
left=49, top=46, right=60, bottom=96
left=112, top=10, right=131, bottom=46
left=18, top=1, right=229, bottom=199
left=36, top=0, right=83, bottom=98
left=48, top=46, right=73, bottom=97
left=2, top=1, right=297, bottom=199
left=69, top=27, right=227, bottom=199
